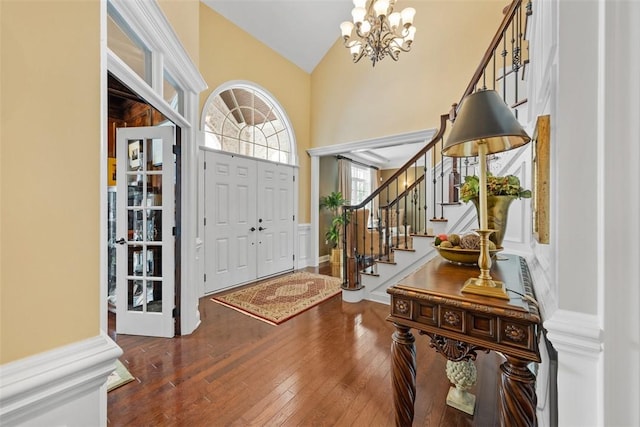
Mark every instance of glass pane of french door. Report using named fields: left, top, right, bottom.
left=125, top=138, right=163, bottom=313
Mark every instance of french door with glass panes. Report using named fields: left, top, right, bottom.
left=116, top=126, right=175, bottom=337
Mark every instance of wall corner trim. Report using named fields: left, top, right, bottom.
left=0, top=333, right=122, bottom=426
left=544, top=309, right=603, bottom=357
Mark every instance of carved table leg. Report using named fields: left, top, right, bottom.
left=391, top=324, right=416, bottom=427
left=499, top=355, right=538, bottom=427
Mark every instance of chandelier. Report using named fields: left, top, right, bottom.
left=340, top=0, right=416, bottom=66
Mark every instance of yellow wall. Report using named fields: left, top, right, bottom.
left=158, top=0, right=200, bottom=67
left=311, top=0, right=506, bottom=148
left=198, top=5, right=312, bottom=223
left=0, top=0, right=101, bottom=363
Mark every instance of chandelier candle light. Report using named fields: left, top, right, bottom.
left=442, top=90, right=531, bottom=299
left=340, top=0, right=416, bottom=66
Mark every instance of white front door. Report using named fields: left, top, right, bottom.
left=116, top=126, right=175, bottom=337
left=257, top=161, right=295, bottom=278
left=204, top=153, right=257, bottom=293
left=203, top=151, right=295, bottom=293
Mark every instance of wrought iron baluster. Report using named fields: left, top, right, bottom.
left=432, top=150, right=437, bottom=220
left=502, top=28, right=507, bottom=101
left=423, top=154, right=428, bottom=234
left=439, top=138, right=445, bottom=219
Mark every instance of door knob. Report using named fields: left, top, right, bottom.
left=250, top=227, right=256, bottom=232
left=258, top=226, right=267, bottom=231
left=115, top=238, right=126, bottom=245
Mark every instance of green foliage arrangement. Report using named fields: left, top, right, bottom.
left=319, top=191, right=348, bottom=248
left=459, top=174, right=532, bottom=203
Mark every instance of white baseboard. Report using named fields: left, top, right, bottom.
left=0, top=333, right=122, bottom=426
left=317, top=255, right=330, bottom=264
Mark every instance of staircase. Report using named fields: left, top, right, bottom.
left=341, top=0, right=533, bottom=303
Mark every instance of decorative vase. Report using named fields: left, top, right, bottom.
left=330, top=248, right=342, bottom=265
left=471, top=195, right=515, bottom=248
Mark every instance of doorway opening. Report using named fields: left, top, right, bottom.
left=107, top=73, right=182, bottom=336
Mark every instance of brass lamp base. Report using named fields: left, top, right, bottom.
left=460, top=229, right=510, bottom=300
left=461, top=277, right=509, bottom=300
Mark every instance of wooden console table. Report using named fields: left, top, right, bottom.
left=387, top=254, right=541, bottom=426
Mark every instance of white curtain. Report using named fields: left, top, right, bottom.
left=370, top=167, right=379, bottom=226
left=338, top=158, right=351, bottom=205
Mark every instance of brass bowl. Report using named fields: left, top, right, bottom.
left=433, top=244, right=501, bottom=266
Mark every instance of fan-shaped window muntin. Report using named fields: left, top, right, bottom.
left=203, top=83, right=294, bottom=164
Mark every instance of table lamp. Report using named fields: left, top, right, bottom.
left=442, top=89, right=530, bottom=299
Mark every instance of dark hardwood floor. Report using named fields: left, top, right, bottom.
left=108, top=263, right=500, bottom=426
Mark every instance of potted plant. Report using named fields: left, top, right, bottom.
left=320, top=191, right=348, bottom=264
left=459, top=174, right=531, bottom=248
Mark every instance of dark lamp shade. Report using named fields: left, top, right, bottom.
left=442, top=90, right=531, bottom=157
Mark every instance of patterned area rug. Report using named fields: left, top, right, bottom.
left=210, top=272, right=342, bottom=325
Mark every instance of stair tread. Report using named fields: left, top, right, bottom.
left=411, top=233, right=435, bottom=238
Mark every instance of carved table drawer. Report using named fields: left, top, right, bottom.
left=498, top=318, right=534, bottom=350
left=416, top=301, right=438, bottom=325
left=439, top=307, right=465, bottom=332
left=466, top=312, right=496, bottom=341
left=390, top=297, right=413, bottom=319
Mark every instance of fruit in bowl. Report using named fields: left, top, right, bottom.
left=433, top=232, right=500, bottom=265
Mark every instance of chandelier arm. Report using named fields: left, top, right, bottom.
left=352, top=46, right=368, bottom=64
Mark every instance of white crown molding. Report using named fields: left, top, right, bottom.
left=108, top=0, right=206, bottom=94
left=544, top=309, right=603, bottom=357
left=306, top=128, right=437, bottom=157
left=0, top=333, right=122, bottom=426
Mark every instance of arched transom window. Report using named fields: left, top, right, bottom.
left=202, top=82, right=296, bottom=164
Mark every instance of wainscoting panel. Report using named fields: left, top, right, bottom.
left=296, top=223, right=311, bottom=270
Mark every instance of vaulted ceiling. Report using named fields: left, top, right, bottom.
left=200, top=0, right=352, bottom=73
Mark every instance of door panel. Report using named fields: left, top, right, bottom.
left=204, top=152, right=257, bottom=293
left=116, top=126, right=175, bottom=337
left=257, top=162, right=295, bottom=278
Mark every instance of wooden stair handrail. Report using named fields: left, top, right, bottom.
left=458, top=0, right=523, bottom=107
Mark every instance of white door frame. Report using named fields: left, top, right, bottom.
left=102, top=0, right=207, bottom=335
